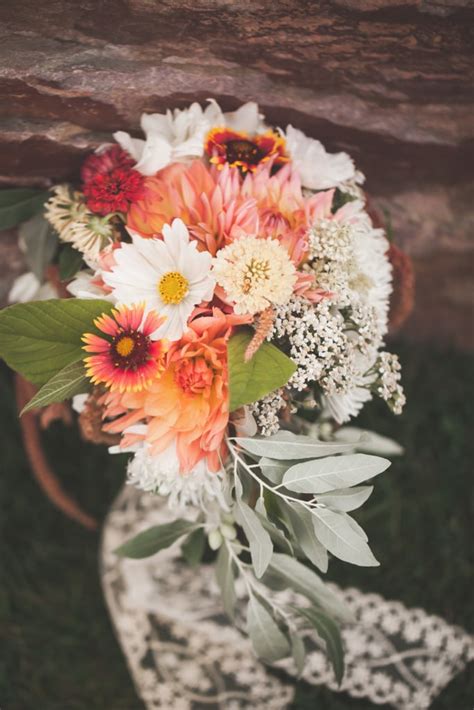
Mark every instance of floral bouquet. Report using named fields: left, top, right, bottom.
left=0, top=100, right=407, bottom=680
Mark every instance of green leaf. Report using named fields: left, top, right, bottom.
left=19, top=212, right=58, bottom=281
left=228, top=329, right=296, bottom=412
left=295, top=606, right=345, bottom=684
left=115, top=520, right=198, bottom=559
left=181, top=528, right=206, bottom=567
left=215, top=543, right=237, bottom=620
left=247, top=595, right=290, bottom=662
left=0, top=298, right=114, bottom=385
left=236, top=431, right=353, bottom=460
left=283, top=453, right=391, bottom=494
left=21, top=361, right=90, bottom=414
left=234, top=500, right=273, bottom=578
left=317, top=486, right=374, bottom=513
left=312, top=507, right=379, bottom=567
left=58, top=244, right=85, bottom=281
left=268, top=553, right=353, bottom=623
left=0, top=188, right=50, bottom=230
left=284, top=503, right=329, bottom=573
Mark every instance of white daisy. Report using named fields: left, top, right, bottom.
left=285, top=124, right=362, bottom=191
left=114, top=100, right=266, bottom=176
left=102, top=218, right=215, bottom=341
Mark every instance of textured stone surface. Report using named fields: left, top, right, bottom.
left=0, top=0, right=473, bottom=347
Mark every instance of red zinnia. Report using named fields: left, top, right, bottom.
left=81, top=146, right=145, bottom=216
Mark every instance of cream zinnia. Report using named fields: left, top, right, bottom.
left=212, top=236, right=296, bottom=315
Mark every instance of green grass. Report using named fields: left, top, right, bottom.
left=0, top=342, right=473, bottom=709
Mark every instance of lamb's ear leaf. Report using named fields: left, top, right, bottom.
left=294, top=606, right=345, bottom=685
left=228, top=329, right=296, bottom=412
left=181, top=528, right=206, bottom=568
left=0, top=298, right=114, bottom=385
left=247, top=595, right=290, bottom=662
left=215, top=543, right=237, bottom=620
left=21, top=360, right=90, bottom=414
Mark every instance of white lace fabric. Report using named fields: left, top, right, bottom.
left=100, top=486, right=474, bottom=709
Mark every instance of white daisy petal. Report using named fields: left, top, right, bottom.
left=103, top=220, right=215, bottom=341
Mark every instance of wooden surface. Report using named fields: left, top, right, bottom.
left=0, top=0, right=473, bottom=347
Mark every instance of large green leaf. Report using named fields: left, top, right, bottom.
left=19, top=212, right=58, bottom=281
left=21, top=361, right=90, bottom=414
left=0, top=188, right=50, bottom=230
left=0, top=298, right=114, bottom=385
left=228, top=329, right=296, bottom=412
left=115, top=520, right=198, bottom=559
left=247, top=595, right=290, bottom=662
left=295, top=606, right=345, bottom=684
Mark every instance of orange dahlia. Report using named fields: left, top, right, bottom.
left=82, top=304, right=167, bottom=393
left=103, top=309, right=250, bottom=473
left=205, top=127, right=288, bottom=174
left=126, top=160, right=258, bottom=254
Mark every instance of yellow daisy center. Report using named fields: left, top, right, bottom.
left=115, top=335, right=135, bottom=357
left=158, top=271, right=189, bottom=305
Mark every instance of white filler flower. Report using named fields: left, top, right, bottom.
left=285, top=125, right=358, bottom=191
left=127, top=443, right=228, bottom=511
left=213, top=235, right=296, bottom=315
left=114, top=100, right=265, bottom=176
left=102, top=218, right=215, bottom=341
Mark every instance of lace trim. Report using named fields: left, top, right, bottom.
left=101, top=486, right=474, bottom=709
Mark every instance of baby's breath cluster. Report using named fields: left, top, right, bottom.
left=252, top=213, right=404, bottom=430
left=249, top=389, right=288, bottom=436
left=271, top=298, right=347, bottom=392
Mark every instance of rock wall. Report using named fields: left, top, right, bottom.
left=0, top=0, right=473, bottom=347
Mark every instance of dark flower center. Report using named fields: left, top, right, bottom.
left=111, top=330, right=150, bottom=370
left=225, top=139, right=265, bottom=166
